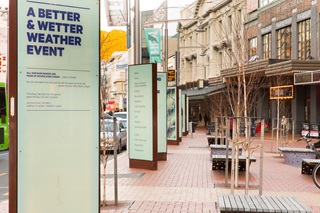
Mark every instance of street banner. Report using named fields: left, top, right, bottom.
left=144, top=28, right=162, bottom=63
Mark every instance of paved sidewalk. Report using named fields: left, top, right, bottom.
left=1, top=127, right=320, bottom=212
left=100, top=128, right=320, bottom=212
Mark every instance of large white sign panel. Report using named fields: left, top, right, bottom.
left=157, top=72, right=167, bottom=153
left=128, top=64, right=153, bottom=161
left=17, top=1, right=99, bottom=212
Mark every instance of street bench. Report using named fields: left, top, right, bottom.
left=212, top=154, right=256, bottom=171
left=217, top=194, right=312, bottom=213
left=278, top=147, right=315, bottom=167
left=301, top=158, right=320, bottom=174
left=210, top=144, right=242, bottom=156
left=207, top=136, right=224, bottom=145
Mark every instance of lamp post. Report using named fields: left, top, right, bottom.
left=143, top=3, right=206, bottom=82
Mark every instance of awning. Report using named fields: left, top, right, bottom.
left=182, top=84, right=226, bottom=100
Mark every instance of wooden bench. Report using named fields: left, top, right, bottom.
left=212, top=154, right=256, bottom=171
left=278, top=147, right=315, bottom=167
left=210, top=144, right=242, bottom=156
left=301, top=158, right=320, bottom=174
left=207, top=136, right=224, bottom=145
left=217, top=194, right=312, bottom=213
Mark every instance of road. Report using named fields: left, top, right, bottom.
left=0, top=150, right=8, bottom=201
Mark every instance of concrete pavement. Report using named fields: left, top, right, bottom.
left=1, top=127, right=320, bottom=212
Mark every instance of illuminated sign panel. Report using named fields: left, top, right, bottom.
left=16, top=1, right=99, bottom=212
left=270, top=85, right=294, bottom=100
left=167, top=69, right=175, bottom=82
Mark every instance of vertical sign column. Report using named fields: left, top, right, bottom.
left=10, top=1, right=100, bottom=213
left=167, top=87, right=179, bottom=145
left=128, top=64, right=157, bottom=170
left=157, top=72, right=167, bottom=160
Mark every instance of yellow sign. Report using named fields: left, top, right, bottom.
left=167, top=70, right=175, bottom=82
left=270, top=85, right=294, bottom=100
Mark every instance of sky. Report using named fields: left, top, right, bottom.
left=101, top=0, right=196, bottom=33
left=0, top=0, right=196, bottom=34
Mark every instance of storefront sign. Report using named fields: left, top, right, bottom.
left=270, top=85, right=294, bottom=99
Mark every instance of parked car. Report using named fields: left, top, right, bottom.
left=114, top=112, right=127, bottom=120
left=101, top=112, right=112, bottom=119
left=118, top=118, right=127, bottom=129
left=100, top=119, right=127, bottom=153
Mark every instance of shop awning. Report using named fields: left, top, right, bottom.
left=182, top=84, right=226, bottom=100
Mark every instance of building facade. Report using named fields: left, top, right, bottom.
left=178, top=0, right=320, bottom=132
left=105, top=51, right=128, bottom=112
left=245, top=0, right=320, bottom=132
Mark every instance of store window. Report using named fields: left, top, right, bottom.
left=298, top=19, right=311, bottom=60
left=277, top=26, right=291, bottom=59
left=262, top=33, right=271, bottom=59
left=248, top=37, right=257, bottom=59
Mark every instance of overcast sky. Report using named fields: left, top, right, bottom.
left=101, top=0, right=196, bottom=33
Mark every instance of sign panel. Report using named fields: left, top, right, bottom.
left=270, top=85, right=294, bottom=100
left=128, top=64, right=154, bottom=161
left=181, top=93, right=185, bottom=133
left=167, top=87, right=177, bottom=140
left=157, top=72, right=167, bottom=153
left=17, top=1, right=99, bottom=212
left=167, top=69, right=175, bottom=82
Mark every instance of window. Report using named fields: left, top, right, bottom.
left=259, top=0, right=276, bottom=7
left=228, top=15, right=232, bottom=34
left=262, top=33, right=271, bottom=59
left=298, top=19, right=311, bottom=60
left=277, top=26, right=291, bottom=59
left=248, top=37, right=257, bottom=59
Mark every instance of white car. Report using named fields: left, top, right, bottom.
left=114, top=112, right=127, bottom=120
left=100, top=119, right=127, bottom=154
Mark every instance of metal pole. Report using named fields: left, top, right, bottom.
left=259, top=119, right=265, bottom=195
left=164, top=0, right=168, bottom=73
left=276, top=99, right=280, bottom=153
left=113, top=117, right=118, bottom=205
left=134, top=0, right=141, bottom=64
left=245, top=118, right=250, bottom=195
left=292, top=119, right=295, bottom=147
left=225, top=117, right=230, bottom=186
left=215, top=117, right=218, bottom=144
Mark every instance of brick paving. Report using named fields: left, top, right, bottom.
left=1, top=127, right=320, bottom=212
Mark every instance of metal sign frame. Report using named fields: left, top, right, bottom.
left=270, top=85, right=294, bottom=100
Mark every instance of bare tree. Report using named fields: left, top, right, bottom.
left=212, top=3, right=268, bottom=138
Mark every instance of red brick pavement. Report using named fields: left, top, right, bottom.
left=100, top=128, right=320, bottom=213
left=1, top=127, right=320, bottom=213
